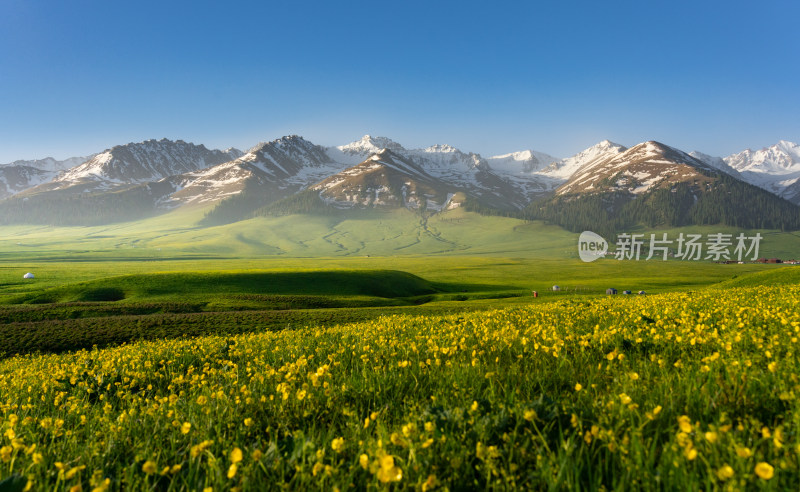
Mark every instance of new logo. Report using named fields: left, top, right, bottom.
left=578, top=231, right=608, bottom=263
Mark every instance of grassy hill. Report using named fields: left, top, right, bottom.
left=711, top=266, right=800, bottom=289
left=2, top=206, right=799, bottom=261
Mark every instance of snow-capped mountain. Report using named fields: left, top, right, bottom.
left=526, top=140, right=800, bottom=234
left=166, top=135, right=343, bottom=206
left=327, top=135, right=489, bottom=181
left=541, top=140, right=626, bottom=181
left=0, top=166, right=57, bottom=200
left=726, top=140, right=800, bottom=173
left=556, top=141, right=718, bottom=196
left=487, top=149, right=560, bottom=175
left=2, top=133, right=798, bottom=227
left=323, top=135, right=541, bottom=208
left=312, top=149, right=460, bottom=210
left=722, top=141, right=800, bottom=204
left=0, top=155, right=94, bottom=199
left=326, top=135, right=406, bottom=165
left=483, top=140, right=627, bottom=199
left=34, top=139, right=241, bottom=193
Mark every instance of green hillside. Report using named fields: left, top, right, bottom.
left=525, top=175, right=800, bottom=236
left=2, top=206, right=799, bottom=261
left=1, top=270, right=446, bottom=305
left=712, top=266, right=800, bottom=288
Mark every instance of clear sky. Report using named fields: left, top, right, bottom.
left=1, top=0, right=798, bottom=162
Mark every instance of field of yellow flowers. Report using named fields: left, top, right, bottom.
left=1, top=283, right=798, bottom=490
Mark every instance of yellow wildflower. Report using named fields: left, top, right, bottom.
left=142, top=461, right=157, bottom=474
left=755, top=462, right=774, bottom=480
left=716, top=465, right=734, bottom=480
left=377, top=455, right=402, bottom=483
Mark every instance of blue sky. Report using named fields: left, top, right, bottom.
left=1, top=0, right=798, bottom=162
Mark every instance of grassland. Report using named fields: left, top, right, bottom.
left=0, top=209, right=798, bottom=489
left=0, top=270, right=798, bottom=490
left=2, top=207, right=800, bottom=261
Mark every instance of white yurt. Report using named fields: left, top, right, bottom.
left=23, top=272, right=34, bottom=279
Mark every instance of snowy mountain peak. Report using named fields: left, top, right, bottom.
left=555, top=139, right=723, bottom=197
left=423, top=144, right=459, bottom=154
left=630, top=140, right=669, bottom=154
left=238, top=135, right=337, bottom=178
left=720, top=140, right=800, bottom=203
left=725, top=140, right=800, bottom=174
left=594, top=139, right=625, bottom=151
left=325, top=135, right=405, bottom=166
left=224, top=147, right=244, bottom=160
left=488, top=149, right=560, bottom=175
left=249, top=135, right=316, bottom=154
left=340, top=135, right=405, bottom=153
left=540, top=140, right=626, bottom=180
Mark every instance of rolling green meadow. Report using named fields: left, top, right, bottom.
left=1, top=207, right=799, bottom=490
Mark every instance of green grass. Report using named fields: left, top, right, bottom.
left=0, top=207, right=797, bottom=360
left=2, top=207, right=799, bottom=260
left=712, top=265, right=800, bottom=288
left=1, top=270, right=447, bottom=305
left=0, top=282, right=798, bottom=490
left=0, top=209, right=799, bottom=488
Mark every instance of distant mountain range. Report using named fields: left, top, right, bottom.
left=1, top=135, right=798, bottom=230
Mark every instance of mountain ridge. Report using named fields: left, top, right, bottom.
left=1, top=134, right=798, bottom=229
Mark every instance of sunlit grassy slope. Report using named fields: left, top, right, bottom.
left=0, top=270, right=445, bottom=305
left=0, top=207, right=798, bottom=305
left=0, top=208, right=579, bottom=260
left=1, top=207, right=798, bottom=260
